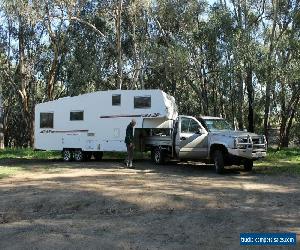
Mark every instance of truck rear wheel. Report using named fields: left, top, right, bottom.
left=63, top=149, right=73, bottom=162
left=213, top=150, right=224, bottom=174
left=152, top=147, right=165, bottom=165
left=244, top=159, right=253, bottom=171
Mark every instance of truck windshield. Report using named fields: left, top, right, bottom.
left=202, top=119, right=233, bottom=132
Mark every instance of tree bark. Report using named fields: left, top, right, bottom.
left=47, top=46, right=59, bottom=100
left=0, top=96, right=4, bottom=149
left=18, top=16, right=34, bottom=147
left=263, top=0, right=278, bottom=140
left=279, top=91, right=300, bottom=148
left=116, top=0, right=123, bottom=89
left=246, top=65, right=254, bottom=132
left=237, top=72, right=244, bottom=130
left=130, top=7, right=142, bottom=89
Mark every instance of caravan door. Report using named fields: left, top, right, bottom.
left=176, top=116, right=208, bottom=159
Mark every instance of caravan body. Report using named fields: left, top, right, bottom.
left=34, top=89, right=177, bottom=153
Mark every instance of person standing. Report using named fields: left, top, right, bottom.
left=125, top=119, right=136, bottom=168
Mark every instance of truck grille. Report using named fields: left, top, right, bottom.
left=235, top=135, right=267, bottom=150
left=252, top=136, right=267, bottom=150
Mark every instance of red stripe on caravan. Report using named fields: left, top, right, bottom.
left=54, top=129, right=88, bottom=133
left=40, top=129, right=89, bottom=134
left=100, top=113, right=161, bottom=118
left=100, top=114, right=143, bottom=118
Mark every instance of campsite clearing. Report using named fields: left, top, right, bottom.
left=0, top=158, right=299, bottom=249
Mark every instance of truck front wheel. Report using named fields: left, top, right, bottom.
left=213, top=150, right=224, bottom=174
left=244, top=159, right=253, bottom=171
left=152, top=147, right=165, bottom=165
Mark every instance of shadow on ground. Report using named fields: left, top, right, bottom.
left=0, top=158, right=299, bottom=249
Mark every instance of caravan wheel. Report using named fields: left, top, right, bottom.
left=83, top=152, right=92, bottom=161
left=74, top=150, right=84, bottom=162
left=93, top=152, right=103, bottom=161
left=63, top=149, right=73, bottom=162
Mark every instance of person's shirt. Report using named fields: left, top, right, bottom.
left=125, top=123, right=134, bottom=144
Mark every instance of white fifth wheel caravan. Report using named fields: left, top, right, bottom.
left=34, top=89, right=178, bottom=161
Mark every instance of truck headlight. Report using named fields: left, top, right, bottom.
left=234, top=137, right=251, bottom=149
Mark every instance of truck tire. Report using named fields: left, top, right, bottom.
left=244, top=159, right=253, bottom=171
left=83, top=152, right=92, bottom=161
left=152, top=147, right=165, bottom=165
left=74, top=150, right=84, bottom=162
left=93, top=152, right=103, bottom=161
left=63, top=149, right=73, bottom=162
left=213, top=150, right=224, bottom=174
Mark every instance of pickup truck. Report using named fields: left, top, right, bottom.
left=141, top=115, right=267, bottom=173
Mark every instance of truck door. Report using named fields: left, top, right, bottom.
left=176, top=116, right=208, bottom=159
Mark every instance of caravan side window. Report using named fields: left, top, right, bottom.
left=40, top=113, right=54, bottom=128
left=134, top=96, right=151, bottom=109
left=70, top=111, right=84, bottom=121
left=112, top=94, right=121, bottom=106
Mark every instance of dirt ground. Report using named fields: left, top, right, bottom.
left=0, top=159, right=299, bottom=250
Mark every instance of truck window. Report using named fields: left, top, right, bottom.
left=112, top=94, right=121, bottom=106
left=134, top=96, right=151, bottom=109
left=40, top=113, right=54, bottom=128
left=70, top=111, right=84, bottom=121
left=189, top=119, right=200, bottom=133
left=181, top=117, right=190, bottom=133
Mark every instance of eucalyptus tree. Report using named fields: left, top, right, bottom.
left=275, top=0, right=300, bottom=147
left=0, top=0, right=45, bottom=146
left=30, top=0, right=70, bottom=101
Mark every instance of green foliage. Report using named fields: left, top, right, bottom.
left=0, top=167, right=23, bottom=180
left=256, top=148, right=300, bottom=175
left=0, top=0, right=299, bottom=146
left=0, top=148, right=148, bottom=161
left=0, top=148, right=61, bottom=160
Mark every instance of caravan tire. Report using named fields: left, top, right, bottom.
left=93, top=152, right=103, bottom=161
left=74, top=150, right=84, bottom=162
left=63, top=149, right=73, bottom=162
left=83, top=152, right=92, bottom=161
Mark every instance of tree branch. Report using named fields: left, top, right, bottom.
left=70, top=16, right=107, bottom=38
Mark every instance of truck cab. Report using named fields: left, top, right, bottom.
left=147, top=115, right=267, bottom=173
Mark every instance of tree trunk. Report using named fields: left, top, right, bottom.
left=237, top=73, right=244, bottom=130
left=279, top=93, right=300, bottom=148
left=18, top=16, right=34, bottom=147
left=116, top=0, right=123, bottom=89
left=130, top=9, right=142, bottom=89
left=263, top=0, right=278, bottom=140
left=47, top=46, right=59, bottom=100
left=263, top=77, right=272, bottom=139
left=0, top=96, right=4, bottom=149
left=246, top=66, right=254, bottom=132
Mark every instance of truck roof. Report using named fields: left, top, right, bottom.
left=200, top=116, right=224, bottom=120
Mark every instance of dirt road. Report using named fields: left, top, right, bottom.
left=0, top=159, right=299, bottom=249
